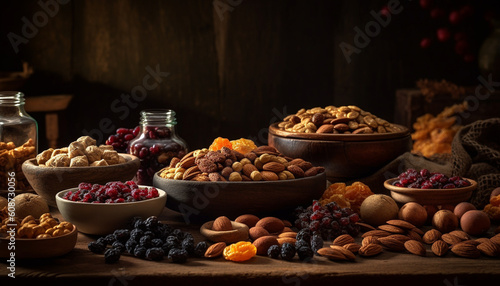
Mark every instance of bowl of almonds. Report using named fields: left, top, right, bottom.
left=153, top=145, right=327, bottom=220
left=268, top=105, right=412, bottom=181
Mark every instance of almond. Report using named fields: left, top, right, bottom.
left=477, top=241, right=500, bottom=257
left=431, top=240, right=449, bottom=257
left=449, top=230, right=470, bottom=241
left=242, top=164, right=258, bottom=177
left=253, top=146, right=278, bottom=155
left=286, top=164, right=305, bottom=178
left=411, top=227, right=424, bottom=236
left=297, top=161, right=313, bottom=171
left=491, top=234, right=500, bottom=246
left=358, top=243, right=383, bottom=257
left=329, top=245, right=356, bottom=261
left=378, top=236, right=405, bottom=252
left=256, top=217, right=285, bottom=233
left=278, top=232, right=297, bottom=239
left=277, top=237, right=297, bottom=246
left=235, top=214, right=260, bottom=228
left=304, top=166, right=324, bottom=177
left=182, top=165, right=200, bottom=180
left=343, top=243, right=361, bottom=254
left=249, top=226, right=270, bottom=240
left=204, top=242, right=226, bottom=258
left=332, top=234, right=355, bottom=246
left=458, top=239, right=480, bottom=246
left=406, top=230, right=423, bottom=243
left=355, top=222, right=376, bottom=231
left=385, top=219, right=416, bottom=230
left=423, top=229, right=442, bottom=244
left=404, top=240, right=426, bottom=256
left=282, top=220, right=292, bottom=227
left=317, top=247, right=347, bottom=261
left=450, top=241, right=481, bottom=258
left=316, top=124, right=334, bottom=133
left=475, top=237, right=491, bottom=244
left=179, top=156, right=196, bottom=169
left=288, top=158, right=304, bottom=166
left=441, top=233, right=462, bottom=245
left=361, top=230, right=391, bottom=238
left=262, top=162, right=285, bottom=173
left=212, top=216, right=232, bottom=231
left=253, top=236, right=279, bottom=256
left=388, top=234, right=411, bottom=243
left=261, top=171, right=279, bottom=181
left=282, top=227, right=293, bottom=233
left=378, top=224, right=405, bottom=234
left=362, top=236, right=379, bottom=246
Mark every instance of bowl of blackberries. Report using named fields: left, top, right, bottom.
left=384, top=169, right=477, bottom=205
left=87, top=216, right=209, bottom=264
left=56, top=181, right=167, bottom=235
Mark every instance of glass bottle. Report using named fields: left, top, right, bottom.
left=0, top=91, right=38, bottom=192
left=127, top=109, right=188, bottom=185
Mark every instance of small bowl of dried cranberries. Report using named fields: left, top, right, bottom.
left=384, top=169, right=477, bottom=205
left=55, top=181, right=167, bottom=235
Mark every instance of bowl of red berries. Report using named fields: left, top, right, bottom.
left=384, top=169, right=477, bottom=205
left=55, top=181, right=167, bottom=235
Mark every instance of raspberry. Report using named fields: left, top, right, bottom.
left=280, top=243, right=296, bottom=261
left=267, top=245, right=281, bottom=259
left=146, top=247, right=165, bottom=261
left=104, top=248, right=121, bottom=264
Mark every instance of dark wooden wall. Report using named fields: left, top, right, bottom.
left=1, top=0, right=494, bottom=150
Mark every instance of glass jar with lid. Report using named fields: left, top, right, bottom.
left=127, top=109, right=188, bottom=185
left=0, top=91, right=38, bottom=192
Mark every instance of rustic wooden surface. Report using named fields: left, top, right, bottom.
left=1, top=208, right=499, bottom=286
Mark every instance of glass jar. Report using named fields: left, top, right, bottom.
left=127, top=109, right=188, bottom=185
left=0, top=91, right=38, bottom=192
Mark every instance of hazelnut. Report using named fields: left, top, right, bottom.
left=398, top=202, right=427, bottom=227
left=432, top=210, right=458, bottom=233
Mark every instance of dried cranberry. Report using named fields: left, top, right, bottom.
left=442, top=183, right=456, bottom=189
left=419, top=169, right=430, bottom=178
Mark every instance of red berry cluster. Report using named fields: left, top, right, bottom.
left=62, top=181, right=160, bottom=203
left=106, top=127, right=141, bottom=153
left=392, top=169, right=471, bottom=189
left=294, top=200, right=360, bottom=241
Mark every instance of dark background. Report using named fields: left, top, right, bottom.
left=1, top=0, right=498, bottom=151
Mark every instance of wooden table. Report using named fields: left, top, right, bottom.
left=1, top=208, right=499, bottom=286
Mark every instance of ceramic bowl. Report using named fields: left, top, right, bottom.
left=55, top=186, right=167, bottom=235
left=153, top=172, right=327, bottom=221
left=384, top=178, right=477, bottom=205
left=268, top=123, right=412, bottom=182
left=0, top=224, right=78, bottom=259
left=22, top=154, right=140, bottom=207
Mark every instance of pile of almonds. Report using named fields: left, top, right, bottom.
left=278, top=105, right=404, bottom=134
left=159, top=145, right=324, bottom=182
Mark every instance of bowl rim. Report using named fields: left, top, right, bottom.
left=383, top=177, right=478, bottom=193
left=268, top=122, right=410, bottom=141
left=55, top=185, right=166, bottom=206
left=153, top=171, right=326, bottom=185
left=0, top=223, right=77, bottom=241
left=22, top=153, right=139, bottom=170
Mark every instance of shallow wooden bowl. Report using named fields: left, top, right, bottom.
left=384, top=178, right=477, bottom=205
left=153, top=171, right=326, bottom=221
left=22, top=154, right=140, bottom=207
left=200, top=221, right=249, bottom=243
left=0, top=224, right=78, bottom=259
left=268, top=123, right=412, bottom=182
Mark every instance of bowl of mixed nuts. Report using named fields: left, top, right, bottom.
left=268, top=105, right=412, bottom=181
left=153, top=145, right=327, bottom=220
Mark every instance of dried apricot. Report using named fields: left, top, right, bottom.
left=483, top=204, right=500, bottom=221
left=230, top=138, right=257, bottom=154
left=319, top=182, right=373, bottom=213
left=209, top=137, right=232, bottom=151
left=223, top=241, right=257, bottom=262
left=490, top=195, right=500, bottom=207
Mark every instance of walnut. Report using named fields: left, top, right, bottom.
left=68, top=148, right=85, bottom=159
left=90, top=159, right=109, bottom=167
left=76, top=136, right=97, bottom=148
left=68, top=141, right=86, bottom=155
left=102, top=150, right=120, bottom=165
left=99, top=144, right=114, bottom=152
left=51, top=147, right=68, bottom=157
left=85, top=145, right=102, bottom=163
left=70, top=155, right=89, bottom=167
left=36, top=148, right=54, bottom=165
left=46, top=154, right=70, bottom=167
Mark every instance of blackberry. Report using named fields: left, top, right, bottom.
left=134, top=219, right=147, bottom=231
left=157, top=224, right=173, bottom=239
left=166, top=235, right=180, bottom=246
left=129, top=216, right=143, bottom=228
left=280, top=243, right=296, bottom=261
left=168, top=248, right=188, bottom=263
left=297, top=246, right=314, bottom=261
left=144, top=216, right=159, bottom=230
left=88, top=241, right=106, bottom=254
left=310, top=234, right=323, bottom=253
left=125, top=239, right=137, bottom=254
left=130, top=228, right=144, bottom=242
left=112, top=241, right=126, bottom=253
left=172, top=229, right=184, bottom=240
left=144, top=231, right=156, bottom=239
left=103, top=234, right=117, bottom=245
left=182, top=238, right=195, bottom=255
left=96, top=237, right=107, bottom=246
left=113, top=229, right=130, bottom=242
left=139, top=235, right=153, bottom=248
left=183, top=232, right=194, bottom=243
left=133, top=245, right=147, bottom=258
left=193, top=241, right=208, bottom=257
left=267, top=245, right=281, bottom=259
left=104, top=248, right=121, bottom=264
left=145, top=247, right=165, bottom=261
left=296, top=228, right=312, bottom=243
left=295, top=239, right=309, bottom=250
left=151, top=238, right=164, bottom=248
